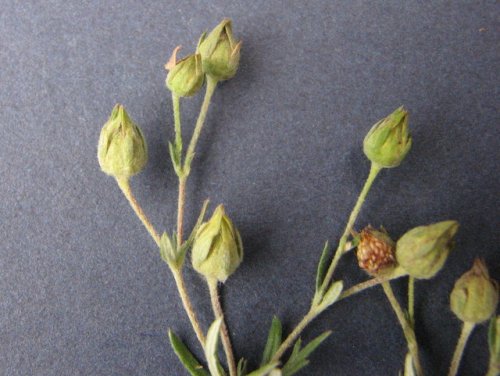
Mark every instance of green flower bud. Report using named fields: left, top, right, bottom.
left=396, top=220, right=459, bottom=279
left=197, top=18, right=242, bottom=81
left=97, top=104, right=147, bottom=179
left=450, top=259, right=498, bottom=323
left=191, top=205, right=243, bottom=282
left=165, top=46, right=204, bottom=97
left=363, top=106, right=412, bottom=168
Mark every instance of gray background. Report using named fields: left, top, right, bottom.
left=1, top=1, right=498, bottom=375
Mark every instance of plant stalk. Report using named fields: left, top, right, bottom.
left=184, top=75, right=218, bottom=173
left=408, top=276, right=415, bottom=324
left=207, top=278, right=237, bottom=376
left=382, top=281, right=423, bottom=376
left=319, top=163, right=381, bottom=295
left=116, top=177, right=161, bottom=246
left=448, top=321, right=475, bottom=376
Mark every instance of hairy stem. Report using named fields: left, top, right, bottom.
left=408, top=276, right=415, bottom=324
left=320, top=163, right=381, bottom=295
left=207, top=278, right=237, bottom=376
left=272, top=307, right=320, bottom=362
left=382, top=282, right=423, bottom=376
left=172, top=268, right=206, bottom=346
left=176, top=177, right=187, bottom=247
left=172, top=93, right=182, bottom=157
left=448, top=321, right=475, bottom=376
left=184, top=75, right=218, bottom=172
left=116, top=177, right=161, bottom=246
left=339, top=272, right=405, bottom=301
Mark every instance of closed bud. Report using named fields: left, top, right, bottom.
left=165, top=46, right=204, bottom=97
left=197, top=18, right=241, bottom=81
left=450, top=259, right=498, bottom=323
left=396, top=220, right=459, bottom=279
left=191, top=205, right=243, bottom=282
left=356, top=226, right=397, bottom=276
left=363, top=106, right=412, bottom=168
left=97, top=104, right=147, bottom=179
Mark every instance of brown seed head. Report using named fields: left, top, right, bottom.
left=356, top=226, right=396, bottom=275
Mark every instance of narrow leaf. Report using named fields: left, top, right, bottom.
left=205, top=318, right=226, bottom=376
left=168, top=141, right=182, bottom=176
left=168, top=329, right=210, bottom=376
left=261, top=316, right=282, bottom=366
left=318, top=280, right=343, bottom=311
left=246, top=362, right=280, bottom=376
left=237, top=358, right=248, bottom=376
left=315, top=241, right=330, bottom=292
left=160, top=232, right=177, bottom=266
left=281, top=331, right=331, bottom=376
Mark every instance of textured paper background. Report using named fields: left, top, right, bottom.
left=0, top=1, right=498, bottom=375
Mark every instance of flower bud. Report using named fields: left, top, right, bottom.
left=396, top=220, right=459, bottom=279
left=165, top=46, right=204, bottom=97
left=97, top=104, right=147, bottom=179
left=197, top=18, right=241, bottom=81
left=363, top=106, right=412, bottom=168
left=450, top=259, right=498, bottom=323
left=356, top=226, right=397, bottom=276
left=191, top=205, right=243, bottom=282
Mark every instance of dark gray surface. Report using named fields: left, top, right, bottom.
left=1, top=1, right=499, bottom=375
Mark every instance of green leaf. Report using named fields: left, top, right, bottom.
left=315, top=241, right=331, bottom=293
left=261, top=316, right=282, bottom=366
left=281, top=331, right=331, bottom=376
left=168, top=329, right=210, bottom=376
left=317, top=280, right=343, bottom=311
left=205, top=318, right=226, bottom=376
left=402, top=352, right=416, bottom=376
left=246, top=362, right=280, bottom=376
left=169, top=141, right=183, bottom=176
left=237, top=358, right=248, bottom=376
left=160, top=232, right=177, bottom=267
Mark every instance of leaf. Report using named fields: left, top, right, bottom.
left=261, top=316, right=283, bottom=366
left=160, top=232, right=177, bottom=267
left=317, top=280, right=343, bottom=311
left=246, top=362, right=280, bottom=376
left=205, top=318, right=226, bottom=376
left=403, top=352, right=416, bottom=376
left=281, top=331, right=331, bottom=376
left=169, top=141, right=183, bottom=176
left=237, top=358, right=248, bottom=376
left=315, top=241, right=331, bottom=293
left=168, top=329, right=210, bottom=376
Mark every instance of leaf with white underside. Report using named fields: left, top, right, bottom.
left=205, top=318, right=226, bottom=376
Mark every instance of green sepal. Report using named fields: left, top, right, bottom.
left=168, top=329, right=210, bottom=376
left=317, top=280, right=343, bottom=311
left=169, top=141, right=183, bottom=177
left=237, top=358, right=248, bottom=376
left=281, top=331, right=331, bottom=376
left=261, top=316, right=282, bottom=366
left=246, top=362, right=281, bottom=376
left=205, top=318, right=226, bottom=376
left=315, top=241, right=330, bottom=293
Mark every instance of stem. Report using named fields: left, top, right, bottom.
left=172, top=268, right=206, bottom=347
left=116, top=177, right=161, bottom=246
left=408, top=276, right=415, bottom=324
left=382, top=282, right=423, bottom=376
left=207, top=278, right=237, bottom=376
left=448, top=321, right=475, bottom=376
left=176, top=177, right=187, bottom=247
left=320, top=163, right=382, bottom=295
left=184, top=75, right=218, bottom=172
left=272, top=307, right=320, bottom=362
left=338, top=273, right=405, bottom=301
left=172, top=93, right=182, bottom=156
left=486, top=362, right=500, bottom=376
